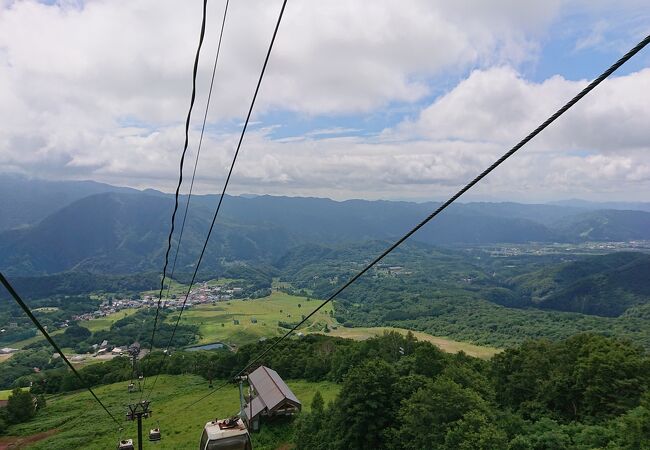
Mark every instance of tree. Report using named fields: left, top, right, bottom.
left=61, top=324, right=91, bottom=345
left=443, top=411, right=508, bottom=450
left=7, top=388, right=36, bottom=423
left=413, top=343, right=446, bottom=378
left=387, top=377, right=491, bottom=449
left=35, top=394, right=47, bottom=410
left=493, top=334, right=650, bottom=421
left=329, top=359, right=398, bottom=450
left=616, top=392, right=650, bottom=449
left=295, top=391, right=326, bottom=450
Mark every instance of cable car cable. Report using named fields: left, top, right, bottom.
left=143, top=0, right=232, bottom=407
left=141, top=0, right=209, bottom=401
left=179, top=33, right=650, bottom=410
left=163, top=0, right=230, bottom=326
left=0, top=273, right=122, bottom=427
left=144, top=0, right=289, bottom=404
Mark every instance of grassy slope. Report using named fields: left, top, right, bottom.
left=3, top=375, right=339, bottom=450
left=82, top=308, right=139, bottom=333
left=177, top=292, right=335, bottom=347
left=178, top=292, right=499, bottom=358
left=8, top=286, right=498, bottom=364
left=324, top=326, right=500, bottom=359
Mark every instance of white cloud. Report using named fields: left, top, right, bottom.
left=400, top=66, right=650, bottom=154
left=0, top=0, right=648, bottom=202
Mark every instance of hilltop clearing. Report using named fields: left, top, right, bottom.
left=322, top=326, right=499, bottom=359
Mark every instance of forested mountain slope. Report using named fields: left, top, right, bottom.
left=511, top=252, right=650, bottom=316
left=1, top=186, right=650, bottom=276
left=0, top=174, right=137, bottom=231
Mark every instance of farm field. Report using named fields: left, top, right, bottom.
left=1, top=375, right=340, bottom=450
left=177, top=291, right=334, bottom=347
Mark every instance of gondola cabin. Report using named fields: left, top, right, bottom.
left=117, top=438, right=134, bottom=450
left=200, top=417, right=251, bottom=450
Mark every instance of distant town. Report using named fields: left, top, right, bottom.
left=71, top=282, right=243, bottom=322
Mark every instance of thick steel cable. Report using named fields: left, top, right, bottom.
left=0, top=273, right=122, bottom=427
left=164, top=0, right=230, bottom=312
left=141, top=0, right=209, bottom=400
left=144, top=0, right=289, bottom=403
left=180, top=34, right=650, bottom=410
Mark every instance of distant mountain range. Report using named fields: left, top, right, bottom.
left=0, top=174, right=138, bottom=231
left=1, top=176, right=649, bottom=276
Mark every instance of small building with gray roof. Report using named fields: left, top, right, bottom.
left=241, top=366, right=301, bottom=431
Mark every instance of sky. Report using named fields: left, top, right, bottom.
left=0, top=0, right=649, bottom=203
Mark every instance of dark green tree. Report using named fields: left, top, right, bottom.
left=7, top=388, right=36, bottom=423
left=295, top=391, right=326, bottom=450
left=387, top=377, right=491, bottom=449
left=443, top=411, right=508, bottom=450
left=329, top=359, right=398, bottom=450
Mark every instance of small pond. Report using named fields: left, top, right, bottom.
left=185, top=342, right=225, bottom=351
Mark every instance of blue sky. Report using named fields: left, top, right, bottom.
left=259, top=8, right=650, bottom=141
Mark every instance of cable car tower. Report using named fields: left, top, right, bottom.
left=125, top=400, right=152, bottom=450
left=127, top=342, right=142, bottom=393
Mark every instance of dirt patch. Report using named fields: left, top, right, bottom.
left=275, top=444, right=294, bottom=450
left=0, top=429, right=58, bottom=449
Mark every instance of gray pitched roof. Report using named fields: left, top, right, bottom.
left=244, top=366, right=301, bottom=418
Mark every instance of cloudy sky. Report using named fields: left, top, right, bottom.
left=0, top=0, right=649, bottom=202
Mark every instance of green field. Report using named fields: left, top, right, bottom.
left=177, top=291, right=334, bottom=347
left=1, top=375, right=340, bottom=450
left=9, top=288, right=499, bottom=364
left=10, top=330, right=63, bottom=349
left=174, top=291, right=498, bottom=358
left=0, top=387, right=29, bottom=400
left=82, top=307, right=140, bottom=333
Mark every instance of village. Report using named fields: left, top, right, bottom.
left=0, top=282, right=247, bottom=363
left=71, top=281, right=243, bottom=322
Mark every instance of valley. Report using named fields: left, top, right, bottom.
left=1, top=181, right=649, bottom=449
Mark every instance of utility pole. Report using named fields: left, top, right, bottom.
left=126, top=400, right=151, bottom=450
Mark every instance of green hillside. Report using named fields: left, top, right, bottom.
left=556, top=209, right=650, bottom=241
left=3, top=187, right=650, bottom=276
left=1, top=375, right=339, bottom=450
left=512, top=252, right=650, bottom=316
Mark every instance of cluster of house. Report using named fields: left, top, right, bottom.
left=375, top=264, right=412, bottom=276
left=72, top=297, right=145, bottom=322
left=92, top=340, right=141, bottom=357
left=71, top=283, right=246, bottom=322
left=144, top=283, right=243, bottom=310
